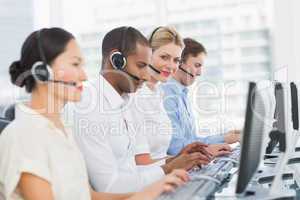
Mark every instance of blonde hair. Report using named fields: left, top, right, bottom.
left=149, top=26, right=184, bottom=51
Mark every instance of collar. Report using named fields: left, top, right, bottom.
left=15, top=103, right=58, bottom=130
left=98, top=75, right=127, bottom=109
left=165, top=78, right=188, bottom=95
left=140, top=83, right=159, bottom=94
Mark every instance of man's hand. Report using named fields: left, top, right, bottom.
left=162, top=142, right=213, bottom=174
left=166, top=142, right=211, bottom=164
left=179, top=142, right=210, bottom=155
left=162, top=152, right=211, bottom=174
left=205, top=144, right=232, bottom=157
left=224, top=130, right=241, bottom=144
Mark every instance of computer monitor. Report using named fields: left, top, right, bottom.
left=265, top=82, right=287, bottom=154
left=236, top=82, right=267, bottom=194
left=290, top=82, right=299, bottom=131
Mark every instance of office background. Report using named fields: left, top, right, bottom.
left=0, top=0, right=299, bottom=135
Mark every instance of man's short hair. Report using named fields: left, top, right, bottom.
left=181, top=38, right=207, bottom=63
left=102, top=26, right=150, bottom=64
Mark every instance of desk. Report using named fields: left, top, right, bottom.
left=214, top=167, right=297, bottom=199
left=158, top=154, right=299, bottom=200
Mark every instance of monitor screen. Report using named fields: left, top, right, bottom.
left=290, top=82, right=299, bottom=131
left=265, top=82, right=287, bottom=154
left=236, top=82, right=267, bottom=194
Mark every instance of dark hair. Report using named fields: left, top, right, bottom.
left=181, top=38, right=207, bottom=63
left=9, top=27, right=75, bottom=93
left=101, top=26, right=150, bottom=65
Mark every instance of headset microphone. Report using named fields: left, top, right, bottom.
left=123, top=71, right=146, bottom=82
left=179, top=66, right=194, bottom=77
left=148, top=64, right=161, bottom=74
left=48, top=80, right=77, bottom=86
left=31, top=61, right=78, bottom=87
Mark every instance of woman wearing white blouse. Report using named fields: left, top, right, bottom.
left=133, top=82, right=173, bottom=161
left=133, top=26, right=197, bottom=166
left=0, top=27, right=189, bottom=200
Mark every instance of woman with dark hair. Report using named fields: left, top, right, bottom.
left=0, top=27, right=188, bottom=200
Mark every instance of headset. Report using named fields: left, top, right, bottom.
left=149, top=26, right=163, bottom=44
left=109, top=26, right=143, bottom=81
left=178, top=64, right=201, bottom=78
left=147, top=26, right=165, bottom=74
left=110, top=27, right=128, bottom=71
left=31, top=29, right=77, bottom=86
left=178, top=57, right=202, bottom=78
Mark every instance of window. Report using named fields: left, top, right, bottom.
left=0, top=0, right=274, bottom=134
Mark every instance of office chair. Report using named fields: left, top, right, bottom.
left=0, top=117, right=10, bottom=134
left=4, top=104, right=15, bottom=121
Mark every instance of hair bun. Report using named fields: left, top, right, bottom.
left=9, top=60, right=26, bottom=87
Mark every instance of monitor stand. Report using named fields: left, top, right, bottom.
left=253, top=164, right=294, bottom=184
left=235, top=152, right=296, bottom=200
left=238, top=121, right=297, bottom=199
left=267, top=126, right=297, bottom=199
left=236, top=184, right=295, bottom=200
left=262, top=131, right=300, bottom=186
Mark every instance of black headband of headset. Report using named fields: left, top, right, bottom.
left=120, top=26, right=129, bottom=55
left=37, top=29, right=48, bottom=66
left=149, top=26, right=177, bottom=46
left=149, top=26, right=162, bottom=44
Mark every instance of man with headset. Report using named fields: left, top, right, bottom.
left=161, top=38, right=241, bottom=156
left=64, top=27, right=211, bottom=193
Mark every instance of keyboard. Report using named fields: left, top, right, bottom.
left=158, top=146, right=241, bottom=200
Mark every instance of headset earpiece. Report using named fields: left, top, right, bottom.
left=108, top=27, right=143, bottom=81
left=31, top=29, right=53, bottom=83
left=110, top=51, right=127, bottom=70
left=109, top=27, right=129, bottom=71
left=31, top=61, right=53, bottom=82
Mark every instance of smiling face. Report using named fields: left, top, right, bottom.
left=150, top=43, right=182, bottom=83
left=48, top=39, right=87, bottom=102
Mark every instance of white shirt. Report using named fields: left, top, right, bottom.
left=63, top=75, right=164, bottom=193
left=0, top=103, right=91, bottom=200
left=131, top=84, right=173, bottom=160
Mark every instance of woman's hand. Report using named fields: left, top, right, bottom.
left=128, top=169, right=189, bottom=200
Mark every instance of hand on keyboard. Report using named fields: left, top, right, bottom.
left=163, top=152, right=211, bottom=173
left=224, top=130, right=241, bottom=144
left=179, top=142, right=212, bottom=158
left=205, top=144, right=232, bottom=158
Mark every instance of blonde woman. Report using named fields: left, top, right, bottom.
left=133, top=27, right=232, bottom=168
